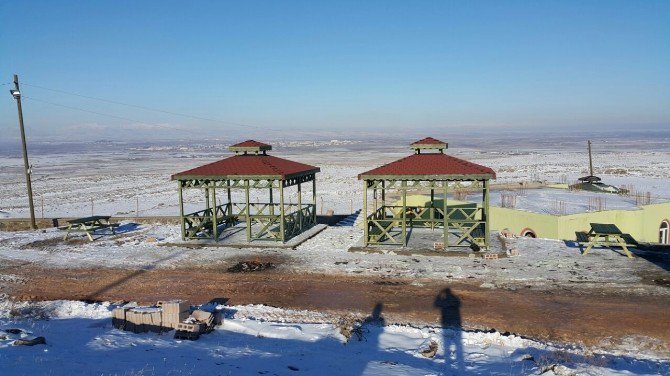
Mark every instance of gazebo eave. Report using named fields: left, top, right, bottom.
left=358, top=173, right=494, bottom=181
left=172, top=168, right=320, bottom=184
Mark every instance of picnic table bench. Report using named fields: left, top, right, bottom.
left=60, top=215, right=119, bottom=241
left=575, top=223, right=637, bottom=259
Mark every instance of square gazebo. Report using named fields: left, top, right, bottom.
left=172, top=140, right=320, bottom=243
left=357, top=137, right=496, bottom=248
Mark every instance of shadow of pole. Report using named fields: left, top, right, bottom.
left=434, top=288, right=465, bottom=373
left=85, top=251, right=185, bottom=301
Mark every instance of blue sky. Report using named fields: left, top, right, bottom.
left=1, top=0, right=668, bottom=140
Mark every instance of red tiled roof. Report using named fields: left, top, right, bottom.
left=230, top=140, right=271, bottom=148
left=411, top=137, right=446, bottom=145
left=172, top=154, right=320, bottom=180
left=358, top=153, right=496, bottom=179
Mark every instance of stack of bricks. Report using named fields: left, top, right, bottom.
left=158, top=300, right=190, bottom=328
left=111, top=307, right=131, bottom=330
left=482, top=253, right=499, bottom=260
left=174, top=310, right=216, bottom=341
left=110, top=300, right=219, bottom=340
left=124, top=308, right=163, bottom=333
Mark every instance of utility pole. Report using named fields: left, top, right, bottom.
left=10, top=74, right=37, bottom=229
left=587, top=140, right=594, bottom=177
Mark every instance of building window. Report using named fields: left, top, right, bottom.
left=520, top=228, right=536, bottom=238
left=661, top=220, right=670, bottom=245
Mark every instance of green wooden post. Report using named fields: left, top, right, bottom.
left=227, top=180, right=232, bottom=217
left=312, top=177, right=317, bottom=225
left=443, top=181, right=449, bottom=248
left=483, top=179, right=490, bottom=249
left=401, top=180, right=407, bottom=246
left=205, top=188, right=210, bottom=211
left=269, top=184, right=274, bottom=216
left=430, top=188, right=435, bottom=229
left=373, top=186, right=378, bottom=213
left=178, top=181, right=185, bottom=241
left=245, top=180, right=251, bottom=241
left=279, top=181, right=286, bottom=242
left=381, top=181, right=385, bottom=205
left=363, top=180, right=368, bottom=246
left=212, top=187, right=218, bottom=240
left=297, top=182, right=302, bottom=232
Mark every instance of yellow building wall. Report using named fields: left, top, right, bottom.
left=639, top=203, right=670, bottom=243
left=398, top=194, right=670, bottom=243
left=489, top=207, right=560, bottom=239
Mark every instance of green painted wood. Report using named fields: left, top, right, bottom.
left=279, top=182, right=285, bottom=242
left=401, top=181, right=407, bottom=246
left=245, top=180, right=251, bottom=241
left=212, top=187, right=218, bottom=240
left=363, top=180, right=368, bottom=246
left=589, top=223, right=622, bottom=235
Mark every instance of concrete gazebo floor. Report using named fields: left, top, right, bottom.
left=161, top=223, right=327, bottom=249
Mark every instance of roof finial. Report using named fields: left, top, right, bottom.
left=410, top=137, right=448, bottom=154
left=229, top=140, right=272, bottom=155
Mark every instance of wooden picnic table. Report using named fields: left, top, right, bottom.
left=576, top=223, right=636, bottom=258
left=61, top=215, right=119, bottom=241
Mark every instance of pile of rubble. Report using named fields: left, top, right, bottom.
left=112, top=300, right=217, bottom=340
left=227, top=260, right=276, bottom=273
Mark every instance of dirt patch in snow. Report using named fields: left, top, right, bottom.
left=19, top=237, right=88, bottom=249
left=227, top=261, right=277, bottom=273
left=3, top=265, right=669, bottom=351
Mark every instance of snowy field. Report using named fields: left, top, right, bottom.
left=1, top=223, right=668, bottom=294
left=1, top=299, right=668, bottom=376
left=1, top=133, right=670, bottom=374
left=1, top=133, right=670, bottom=219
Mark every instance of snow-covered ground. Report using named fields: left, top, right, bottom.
left=1, top=299, right=667, bottom=375
left=1, top=136, right=670, bottom=218
left=1, top=223, right=668, bottom=294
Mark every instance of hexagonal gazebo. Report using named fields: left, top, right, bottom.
left=172, top=140, right=320, bottom=243
left=358, top=137, right=496, bottom=249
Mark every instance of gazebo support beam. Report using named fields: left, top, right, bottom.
left=483, top=179, right=490, bottom=249
left=401, top=180, right=407, bottom=246
left=212, top=187, right=218, bottom=240
left=269, top=186, right=274, bottom=216
left=312, top=177, right=317, bottom=224
left=363, top=180, right=368, bottom=246
left=245, top=180, right=251, bottom=241
left=297, top=182, right=302, bottom=232
left=279, top=182, right=286, bottom=242
left=178, top=181, right=185, bottom=241
left=430, top=188, right=438, bottom=230
left=443, top=182, right=449, bottom=248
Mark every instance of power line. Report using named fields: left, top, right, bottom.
left=22, top=95, right=191, bottom=132
left=21, top=82, right=282, bottom=132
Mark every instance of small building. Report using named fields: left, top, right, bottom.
left=398, top=190, right=670, bottom=244
left=490, top=199, right=670, bottom=244
left=357, top=137, right=496, bottom=248
left=171, top=140, right=320, bottom=242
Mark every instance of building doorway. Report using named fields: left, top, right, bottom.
left=660, top=220, right=669, bottom=244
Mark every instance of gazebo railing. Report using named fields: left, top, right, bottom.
left=182, top=203, right=236, bottom=239
left=283, top=204, right=316, bottom=240
left=365, top=204, right=485, bottom=246
left=185, top=202, right=316, bottom=241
